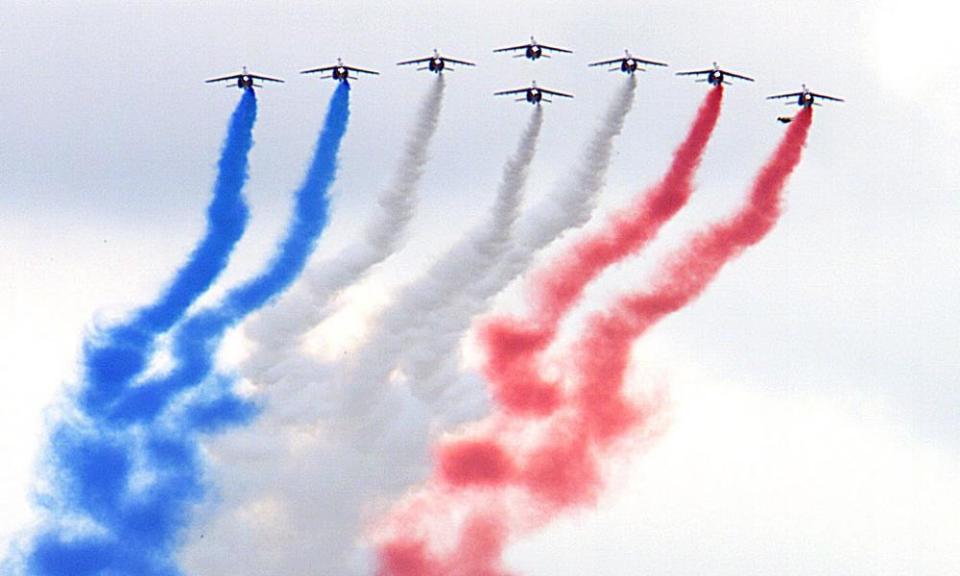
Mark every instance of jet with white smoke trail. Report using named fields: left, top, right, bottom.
left=241, top=76, right=447, bottom=382
left=404, top=75, right=640, bottom=404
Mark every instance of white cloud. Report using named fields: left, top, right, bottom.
left=507, top=336, right=960, bottom=575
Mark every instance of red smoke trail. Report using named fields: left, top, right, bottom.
left=480, top=86, right=724, bottom=418
left=376, top=107, right=813, bottom=576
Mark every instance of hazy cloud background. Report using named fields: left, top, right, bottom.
left=2, top=0, right=958, bottom=573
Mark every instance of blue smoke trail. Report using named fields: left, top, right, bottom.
left=24, top=83, right=350, bottom=576
left=22, top=89, right=257, bottom=576
left=80, top=89, right=257, bottom=416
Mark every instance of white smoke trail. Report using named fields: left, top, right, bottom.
left=343, top=105, right=544, bottom=415
left=180, top=106, right=544, bottom=576
left=182, top=79, right=637, bottom=576
left=241, top=76, right=447, bottom=375
left=503, top=75, right=637, bottom=279
left=407, top=76, right=638, bottom=406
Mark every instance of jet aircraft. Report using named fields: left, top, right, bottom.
left=205, top=67, right=284, bottom=90
left=397, top=50, right=475, bottom=73
left=676, top=62, right=754, bottom=86
left=494, top=81, right=573, bottom=104
left=493, top=36, right=572, bottom=60
left=301, top=58, right=379, bottom=82
left=767, top=84, right=844, bottom=108
left=589, top=50, right=668, bottom=74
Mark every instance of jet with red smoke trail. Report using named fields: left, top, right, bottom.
left=772, top=84, right=843, bottom=122
left=589, top=50, right=668, bottom=74
left=300, top=58, right=379, bottom=82
left=205, top=66, right=284, bottom=90
left=397, top=50, right=475, bottom=73
left=768, top=84, right=844, bottom=108
left=495, top=81, right=573, bottom=105
left=677, top=61, right=753, bottom=86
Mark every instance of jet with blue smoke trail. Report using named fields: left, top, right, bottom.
left=18, top=88, right=258, bottom=576
left=105, top=82, right=351, bottom=425
left=19, top=83, right=351, bottom=576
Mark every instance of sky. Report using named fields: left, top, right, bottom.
left=2, top=0, right=959, bottom=574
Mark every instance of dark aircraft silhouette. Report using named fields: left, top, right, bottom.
left=205, top=67, right=284, bottom=90
left=771, top=84, right=843, bottom=122
left=397, top=50, right=475, bottom=74
left=768, top=84, right=844, bottom=108
left=589, top=50, right=668, bottom=74
left=676, top=62, right=754, bottom=86
left=495, top=81, right=573, bottom=104
left=300, top=58, right=379, bottom=82
left=493, top=36, right=572, bottom=60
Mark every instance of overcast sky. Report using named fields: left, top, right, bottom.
left=2, top=1, right=958, bottom=574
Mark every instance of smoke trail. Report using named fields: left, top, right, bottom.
left=105, top=81, right=350, bottom=423
left=498, top=76, right=637, bottom=283
left=357, top=105, right=544, bottom=405
left=180, top=105, right=544, bottom=576
left=21, top=90, right=257, bottom=576
left=481, top=86, right=724, bottom=417
left=22, top=84, right=351, bottom=576
left=185, top=80, right=632, bottom=576
left=80, top=89, right=257, bottom=416
left=400, top=77, right=638, bottom=408
left=374, top=108, right=814, bottom=575
left=242, top=76, right=447, bottom=372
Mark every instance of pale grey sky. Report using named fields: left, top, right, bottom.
left=1, top=0, right=958, bottom=573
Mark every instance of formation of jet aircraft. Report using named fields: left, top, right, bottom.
left=205, top=38, right=843, bottom=118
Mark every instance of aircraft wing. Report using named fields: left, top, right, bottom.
left=300, top=66, right=335, bottom=75
left=588, top=58, right=624, bottom=67
left=540, top=88, right=574, bottom=98
left=205, top=73, right=242, bottom=83
left=493, top=44, right=528, bottom=53
left=397, top=56, right=432, bottom=66
left=494, top=88, right=528, bottom=96
left=540, top=44, right=572, bottom=53
left=442, top=57, right=476, bottom=66
left=346, top=66, right=380, bottom=75
left=249, top=73, right=284, bottom=83
left=723, top=70, right=754, bottom=82
left=767, top=92, right=803, bottom=100
left=635, top=57, right=668, bottom=67
left=811, top=92, right=844, bottom=102
left=675, top=69, right=712, bottom=76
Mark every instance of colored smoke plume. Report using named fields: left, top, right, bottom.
left=181, top=104, right=543, bottom=576
left=374, top=106, right=813, bottom=576
left=243, top=76, right=447, bottom=370
left=482, top=86, right=724, bottom=418
left=24, top=89, right=259, bottom=576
